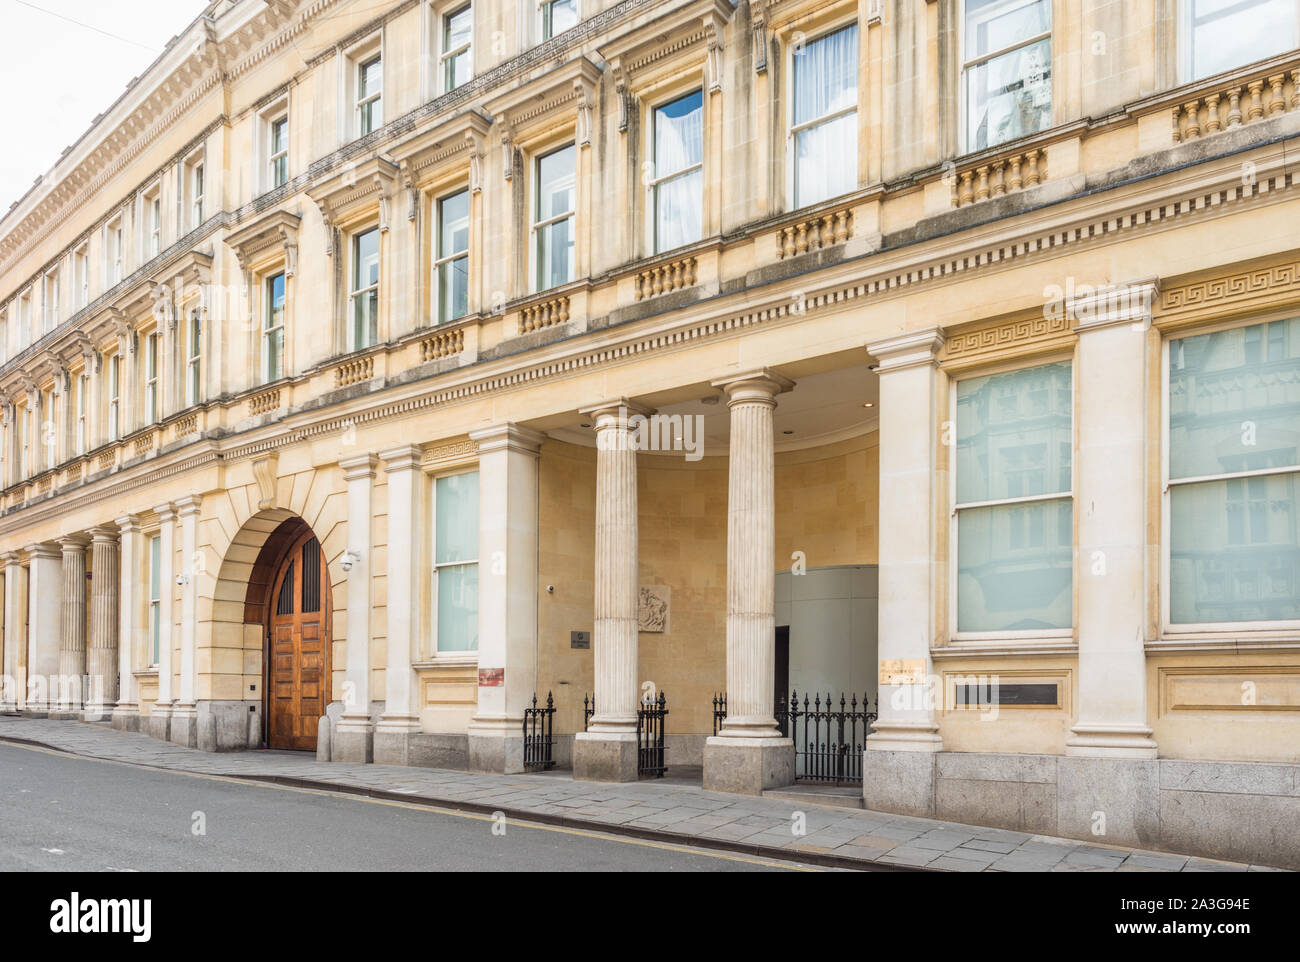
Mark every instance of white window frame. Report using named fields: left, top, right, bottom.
left=144, top=331, right=160, bottom=423
left=263, top=272, right=286, bottom=383
left=538, top=0, right=578, bottom=41
left=16, top=403, right=27, bottom=479
left=958, top=0, right=1053, bottom=155
left=434, top=188, right=471, bottom=324
left=647, top=88, right=705, bottom=255
left=73, top=244, right=89, bottom=310
left=1159, top=314, right=1300, bottom=638
left=530, top=143, right=577, bottom=293
left=189, top=156, right=206, bottom=228
left=349, top=228, right=381, bottom=351
left=107, top=354, right=121, bottom=441
left=440, top=4, right=472, bottom=92
left=149, top=535, right=162, bottom=667
left=430, top=466, right=480, bottom=657
left=74, top=372, right=87, bottom=456
left=269, top=114, right=290, bottom=190
left=141, top=182, right=163, bottom=260
left=785, top=19, right=860, bottom=211
left=42, top=269, right=59, bottom=333
left=948, top=354, right=1076, bottom=643
left=105, top=217, right=124, bottom=286
left=17, top=289, right=32, bottom=348
left=1178, top=0, right=1300, bottom=83
left=357, top=55, right=383, bottom=135
left=186, top=306, right=202, bottom=406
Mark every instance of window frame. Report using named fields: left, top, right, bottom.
left=539, top=0, right=578, bottom=42
left=144, top=330, right=160, bottom=424
left=785, top=19, right=860, bottom=211
left=42, top=269, right=59, bottom=333
left=105, top=217, right=124, bottom=286
left=74, top=371, right=87, bottom=456
left=185, top=305, right=202, bottom=406
left=357, top=55, right=383, bottom=135
left=647, top=88, right=705, bottom=255
left=190, top=158, right=206, bottom=228
left=429, top=465, right=480, bottom=656
left=269, top=114, right=290, bottom=189
left=440, top=4, right=473, bottom=92
left=434, top=187, right=471, bottom=324
left=1160, top=312, right=1300, bottom=637
left=73, top=244, right=89, bottom=310
left=958, top=0, right=1054, bottom=155
left=948, top=353, right=1076, bottom=642
left=1178, top=0, right=1300, bottom=83
left=348, top=227, right=381, bottom=352
left=149, top=534, right=162, bottom=667
left=530, top=142, right=577, bottom=293
left=107, top=353, right=121, bottom=441
left=263, top=271, right=287, bottom=383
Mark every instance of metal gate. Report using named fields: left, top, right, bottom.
left=637, top=691, right=668, bottom=778
left=778, top=691, right=877, bottom=786
left=523, top=692, right=556, bottom=771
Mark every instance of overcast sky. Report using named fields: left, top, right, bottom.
left=0, top=0, right=210, bottom=211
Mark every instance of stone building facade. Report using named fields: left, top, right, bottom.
left=1, top=0, right=1298, bottom=866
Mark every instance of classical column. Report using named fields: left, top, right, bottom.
left=85, top=527, right=120, bottom=722
left=865, top=330, right=946, bottom=766
left=374, top=445, right=424, bottom=765
left=1, top=552, right=26, bottom=712
left=466, top=424, right=543, bottom=774
left=335, top=453, right=378, bottom=763
left=170, top=494, right=201, bottom=748
left=113, top=515, right=143, bottom=732
left=703, top=371, right=796, bottom=794
left=572, top=400, right=650, bottom=782
left=25, top=543, right=62, bottom=715
left=54, top=535, right=90, bottom=716
left=1066, top=284, right=1159, bottom=759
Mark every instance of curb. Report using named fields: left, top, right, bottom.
left=0, top=733, right=926, bottom=873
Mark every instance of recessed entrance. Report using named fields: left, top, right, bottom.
left=248, top=518, right=331, bottom=751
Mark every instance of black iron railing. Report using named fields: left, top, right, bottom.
left=583, top=693, right=595, bottom=732
left=779, top=690, right=877, bottom=786
left=711, top=692, right=727, bottom=736
left=637, top=691, right=668, bottom=778
left=523, top=692, right=556, bottom=771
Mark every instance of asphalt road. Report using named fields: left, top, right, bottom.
left=0, top=743, right=820, bottom=872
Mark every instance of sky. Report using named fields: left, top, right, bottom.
left=0, top=0, right=211, bottom=212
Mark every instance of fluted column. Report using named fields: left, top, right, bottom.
left=702, top=371, right=796, bottom=795
left=25, top=543, right=62, bottom=714
left=85, top=527, right=120, bottom=721
left=54, top=536, right=89, bottom=715
left=169, top=494, right=201, bottom=748
left=335, top=453, right=378, bottom=764
left=113, top=514, right=143, bottom=732
left=1, top=552, right=26, bottom=712
left=572, top=400, right=651, bottom=782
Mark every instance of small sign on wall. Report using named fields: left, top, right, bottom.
left=880, top=659, right=926, bottom=686
left=570, top=631, right=590, bottom=650
left=478, top=668, right=504, bottom=687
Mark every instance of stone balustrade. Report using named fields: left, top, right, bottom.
left=419, top=327, right=464, bottom=362
left=172, top=413, right=198, bottom=437
left=953, top=148, right=1046, bottom=208
left=519, top=295, right=570, bottom=333
left=1173, top=68, right=1300, bottom=142
left=335, top=355, right=374, bottom=387
left=635, top=256, right=698, bottom=300
left=248, top=387, right=281, bottom=416
left=775, top=206, right=853, bottom=259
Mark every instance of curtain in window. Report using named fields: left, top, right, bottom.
left=955, top=362, right=1073, bottom=631
left=793, top=24, right=857, bottom=207
left=536, top=146, right=576, bottom=288
left=436, top=472, right=479, bottom=652
left=965, top=0, right=1050, bottom=152
left=1168, top=317, right=1300, bottom=623
left=654, top=91, right=703, bottom=251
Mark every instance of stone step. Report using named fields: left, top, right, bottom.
left=762, top=785, right=864, bottom=810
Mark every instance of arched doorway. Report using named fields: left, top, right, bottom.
left=251, top=519, right=331, bottom=750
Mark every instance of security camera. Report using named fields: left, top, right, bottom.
left=175, top=573, right=188, bottom=587
left=546, top=585, right=555, bottom=593
left=341, top=549, right=361, bottom=572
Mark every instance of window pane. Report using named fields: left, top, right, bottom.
left=439, top=258, right=469, bottom=322
left=966, top=36, right=1051, bottom=151
left=1169, top=317, right=1300, bottom=479
left=150, top=536, right=161, bottom=597
left=436, top=471, right=479, bottom=563
left=536, top=145, right=576, bottom=221
left=536, top=217, right=573, bottom=289
left=354, top=229, right=380, bottom=291
left=446, top=50, right=471, bottom=90
left=446, top=6, right=472, bottom=50
left=1170, top=474, right=1300, bottom=623
left=437, top=564, right=478, bottom=651
left=957, top=499, right=1073, bottom=631
left=655, top=168, right=703, bottom=252
left=956, top=361, right=1072, bottom=504
left=439, top=190, right=470, bottom=257
left=1190, top=0, right=1296, bottom=80
left=792, top=24, right=858, bottom=127
left=360, top=58, right=382, bottom=98
left=266, top=274, right=285, bottom=330
left=353, top=290, right=377, bottom=348
left=967, top=0, right=1049, bottom=58
left=654, top=91, right=703, bottom=179
left=794, top=111, right=857, bottom=208
left=543, top=0, right=578, bottom=38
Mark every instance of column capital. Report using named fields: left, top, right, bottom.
left=1068, top=279, right=1159, bottom=334
left=866, top=328, right=944, bottom=373
left=88, top=526, right=120, bottom=545
left=469, top=423, right=545, bottom=456
left=710, top=369, right=795, bottom=405
left=150, top=502, right=175, bottom=523
left=578, top=398, right=656, bottom=424
left=339, top=452, right=380, bottom=481
left=1, top=550, right=24, bottom=567
left=174, top=493, right=203, bottom=518
left=379, top=444, right=424, bottom=473
left=57, top=534, right=91, bottom=552
left=24, top=542, right=61, bottom=561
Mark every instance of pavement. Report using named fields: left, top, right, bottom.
left=0, top=716, right=1288, bottom=872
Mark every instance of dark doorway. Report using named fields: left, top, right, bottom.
left=774, top=625, right=789, bottom=711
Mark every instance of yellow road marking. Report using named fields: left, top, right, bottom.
left=1, top=739, right=822, bottom=871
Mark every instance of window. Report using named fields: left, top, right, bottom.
left=954, top=361, right=1073, bottom=632
left=791, top=24, right=858, bottom=208
left=149, top=535, right=162, bottom=666
left=74, top=373, right=87, bottom=456
left=146, top=191, right=162, bottom=258
left=350, top=229, right=380, bottom=350
left=40, top=388, right=54, bottom=472
left=144, top=332, right=159, bottom=423
left=962, top=0, right=1051, bottom=153
left=432, top=470, right=479, bottom=652
left=435, top=189, right=470, bottom=323
left=532, top=144, right=576, bottom=291
left=186, top=307, right=202, bottom=406
left=650, top=90, right=704, bottom=253
left=442, top=5, right=472, bottom=91
left=106, top=219, right=123, bottom=285
left=540, top=0, right=577, bottom=40
left=264, top=273, right=286, bottom=382
left=16, top=403, right=27, bottom=479
left=1183, top=0, right=1299, bottom=81
left=1167, top=317, right=1300, bottom=625
left=17, top=290, right=32, bottom=348
left=0, top=308, right=7, bottom=363
left=108, top=354, right=121, bottom=441
left=269, top=116, right=289, bottom=189
left=190, top=161, right=205, bottom=227
left=73, top=245, right=89, bottom=309
left=357, top=56, right=382, bottom=135
left=43, top=270, right=59, bottom=332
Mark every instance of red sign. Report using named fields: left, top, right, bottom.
left=478, top=668, right=504, bottom=687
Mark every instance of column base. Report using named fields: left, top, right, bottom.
left=467, top=722, right=525, bottom=774
left=169, top=704, right=197, bottom=748
left=572, top=731, right=639, bottom=782
left=865, top=720, right=944, bottom=753
left=333, top=721, right=374, bottom=764
left=373, top=715, right=422, bottom=766
left=703, top=736, right=794, bottom=795
left=862, top=749, right=938, bottom=817
left=110, top=705, right=141, bottom=732
left=1066, top=723, right=1158, bottom=759
left=82, top=704, right=116, bottom=723
left=146, top=704, right=172, bottom=742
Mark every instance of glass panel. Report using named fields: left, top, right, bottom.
left=966, top=36, right=1051, bottom=151
left=1170, top=474, right=1300, bottom=623
left=439, top=190, right=470, bottom=258
left=654, top=91, right=703, bottom=179
left=957, top=499, right=1073, bottom=631
left=1169, top=317, right=1300, bottom=479
left=536, top=144, right=576, bottom=221
left=536, top=218, right=573, bottom=289
left=1190, top=0, right=1296, bottom=80
left=446, top=6, right=472, bottom=50
left=265, top=273, right=285, bottom=381
left=436, top=471, right=479, bottom=564
left=794, top=111, right=857, bottom=208
left=439, top=257, right=469, bottom=322
left=437, top=563, right=478, bottom=651
left=301, top=538, right=321, bottom=614
left=543, top=0, right=578, bottom=38
left=354, top=229, right=380, bottom=291
left=955, top=361, right=1072, bottom=504
left=150, top=536, right=161, bottom=599
left=353, top=289, right=378, bottom=349
left=966, top=0, right=1050, bottom=59
left=654, top=168, right=703, bottom=252
left=792, top=24, right=858, bottom=127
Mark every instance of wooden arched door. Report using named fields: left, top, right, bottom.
left=266, top=530, right=330, bottom=750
